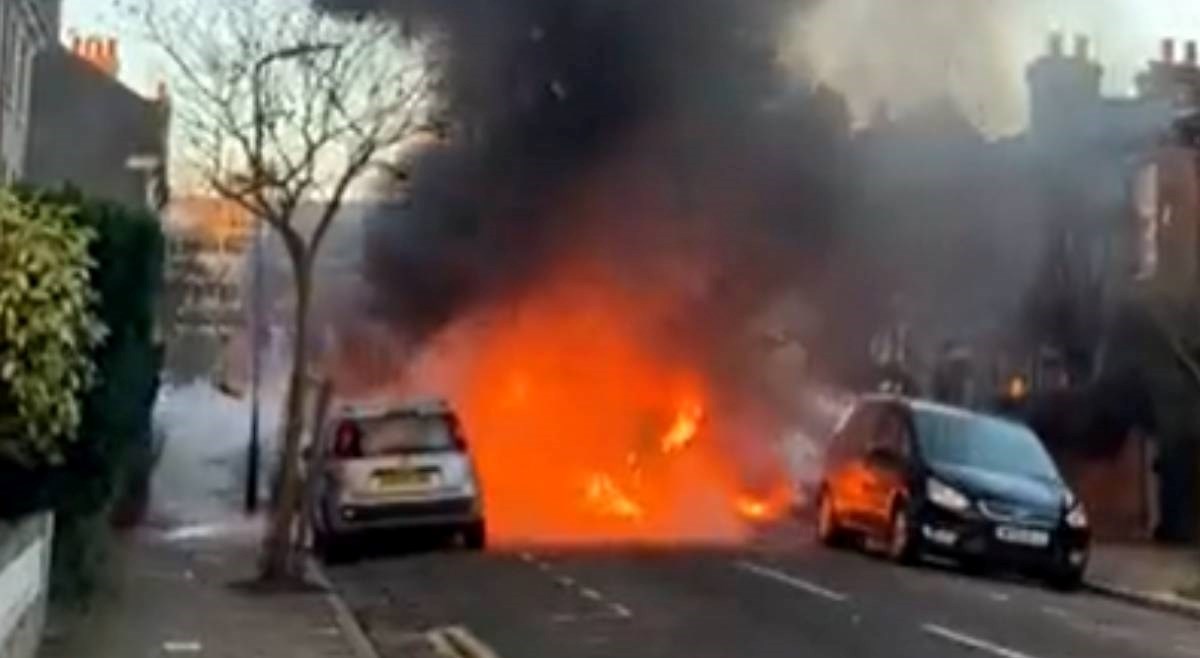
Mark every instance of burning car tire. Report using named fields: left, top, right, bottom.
left=816, top=489, right=849, bottom=548
left=1044, top=564, right=1084, bottom=592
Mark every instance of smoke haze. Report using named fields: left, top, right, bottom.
left=793, top=0, right=1194, bottom=135
left=305, top=0, right=1181, bottom=406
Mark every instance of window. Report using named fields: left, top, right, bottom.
left=870, top=410, right=912, bottom=461
left=357, top=413, right=459, bottom=455
left=830, top=402, right=881, bottom=463
left=4, top=23, right=22, bottom=113
left=15, top=28, right=29, bottom=119
left=0, top=4, right=11, bottom=109
left=914, top=411, right=1060, bottom=481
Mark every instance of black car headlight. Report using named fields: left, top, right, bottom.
left=1064, top=491, right=1089, bottom=529
left=927, top=477, right=971, bottom=512
left=1066, top=502, right=1089, bottom=529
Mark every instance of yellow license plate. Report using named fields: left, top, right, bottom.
left=372, top=470, right=430, bottom=489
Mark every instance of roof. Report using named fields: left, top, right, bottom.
left=858, top=394, right=1022, bottom=427
left=334, top=396, right=452, bottom=420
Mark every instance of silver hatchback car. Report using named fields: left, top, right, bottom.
left=309, top=398, right=486, bottom=561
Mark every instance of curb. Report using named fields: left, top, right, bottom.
left=306, top=556, right=382, bottom=658
left=1085, top=580, right=1200, bottom=622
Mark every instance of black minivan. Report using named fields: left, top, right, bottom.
left=816, top=395, right=1090, bottom=588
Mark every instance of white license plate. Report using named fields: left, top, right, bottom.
left=371, top=469, right=434, bottom=490
left=995, top=526, right=1050, bottom=547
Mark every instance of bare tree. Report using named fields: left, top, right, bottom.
left=135, top=0, right=434, bottom=581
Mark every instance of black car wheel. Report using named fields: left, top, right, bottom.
left=314, top=528, right=355, bottom=565
left=960, top=556, right=992, bottom=577
left=462, top=521, right=487, bottom=551
left=1045, top=565, right=1083, bottom=591
left=887, top=503, right=917, bottom=564
left=816, top=490, right=847, bottom=547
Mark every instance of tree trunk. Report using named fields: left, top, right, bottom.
left=260, top=252, right=313, bottom=582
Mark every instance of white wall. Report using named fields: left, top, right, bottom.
left=0, top=513, right=54, bottom=658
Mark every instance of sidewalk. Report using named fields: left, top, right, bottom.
left=1087, top=542, right=1200, bottom=619
left=36, top=383, right=385, bottom=658
left=38, top=522, right=374, bottom=658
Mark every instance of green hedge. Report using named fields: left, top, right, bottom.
left=0, top=191, right=101, bottom=463
left=0, top=186, right=164, bottom=601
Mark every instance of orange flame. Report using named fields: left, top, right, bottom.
left=397, top=262, right=790, bottom=544
left=660, top=401, right=703, bottom=454
left=585, top=472, right=645, bottom=520
left=735, top=496, right=771, bottom=521
left=733, top=482, right=795, bottom=523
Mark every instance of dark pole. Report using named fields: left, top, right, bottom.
left=245, top=53, right=269, bottom=515
left=243, top=42, right=342, bottom=515
left=245, top=215, right=264, bottom=513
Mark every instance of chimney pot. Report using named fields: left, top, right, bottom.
left=71, top=34, right=120, bottom=77
left=1074, top=34, right=1090, bottom=60
left=1163, top=38, right=1176, bottom=64
left=1187, top=40, right=1197, bottom=66
left=1048, top=32, right=1064, bottom=57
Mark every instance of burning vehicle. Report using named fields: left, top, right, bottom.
left=366, top=265, right=804, bottom=545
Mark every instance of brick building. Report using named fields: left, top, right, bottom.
left=1133, top=39, right=1200, bottom=299
left=160, top=196, right=255, bottom=382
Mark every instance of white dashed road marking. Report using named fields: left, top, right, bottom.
left=1040, top=605, right=1072, bottom=619
left=922, top=623, right=1042, bottom=658
left=518, top=552, right=634, bottom=621
left=162, top=641, right=203, bottom=654
left=735, top=560, right=849, bottom=603
left=609, top=603, right=633, bottom=619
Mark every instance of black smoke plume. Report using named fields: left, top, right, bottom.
left=316, top=0, right=850, bottom=358
left=317, top=0, right=1169, bottom=407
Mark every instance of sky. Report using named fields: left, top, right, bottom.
left=61, top=0, right=160, bottom=95
left=63, top=0, right=1200, bottom=134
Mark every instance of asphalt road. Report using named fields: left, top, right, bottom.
left=328, top=522, right=1200, bottom=658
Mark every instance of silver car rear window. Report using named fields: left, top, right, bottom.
left=358, top=414, right=456, bottom=455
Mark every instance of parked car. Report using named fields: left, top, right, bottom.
left=309, top=397, right=486, bottom=562
left=815, top=395, right=1090, bottom=588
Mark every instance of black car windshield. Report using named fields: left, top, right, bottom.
left=359, top=414, right=456, bottom=455
left=914, top=410, right=1060, bottom=481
